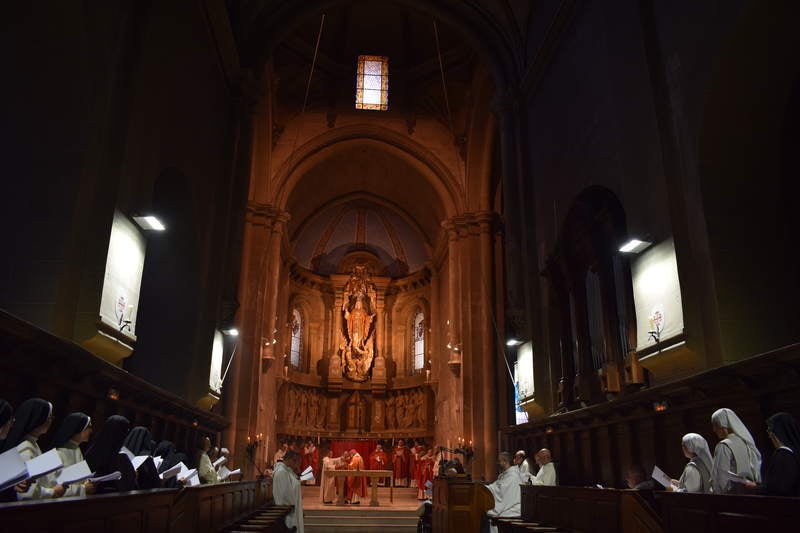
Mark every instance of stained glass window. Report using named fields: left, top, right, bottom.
left=290, top=308, right=302, bottom=369
left=413, top=310, right=425, bottom=371
left=355, top=55, right=389, bottom=110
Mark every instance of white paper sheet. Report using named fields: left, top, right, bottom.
left=89, top=471, right=122, bottom=483
left=131, top=456, right=151, bottom=470
left=159, top=463, right=182, bottom=480
left=651, top=465, right=678, bottom=491
left=26, top=449, right=64, bottom=481
left=0, top=448, right=29, bottom=491
left=213, top=456, right=227, bottom=469
left=56, top=460, right=94, bottom=485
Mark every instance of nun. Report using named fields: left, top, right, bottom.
left=85, top=415, right=137, bottom=493
left=742, top=412, right=800, bottom=496
left=123, top=426, right=155, bottom=456
left=710, top=408, right=762, bottom=493
left=2, top=398, right=66, bottom=499
left=668, top=433, right=712, bottom=493
left=51, top=412, right=94, bottom=496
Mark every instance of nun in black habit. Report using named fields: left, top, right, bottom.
left=85, top=415, right=138, bottom=493
left=744, top=412, right=800, bottom=496
left=2, top=398, right=66, bottom=499
left=50, top=412, right=93, bottom=496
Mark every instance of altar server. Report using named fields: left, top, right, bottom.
left=711, top=408, right=762, bottom=493
left=4, top=398, right=66, bottom=499
left=51, top=412, right=94, bottom=496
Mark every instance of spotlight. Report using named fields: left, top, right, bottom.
left=132, top=215, right=166, bottom=231
left=619, top=238, right=651, bottom=254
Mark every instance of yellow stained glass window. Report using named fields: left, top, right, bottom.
left=355, top=55, right=389, bottom=110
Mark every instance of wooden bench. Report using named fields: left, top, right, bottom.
left=654, top=491, right=800, bottom=533
left=0, top=480, right=273, bottom=533
left=432, top=476, right=495, bottom=533
left=515, top=485, right=662, bottom=533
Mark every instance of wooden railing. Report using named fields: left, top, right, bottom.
left=511, top=485, right=662, bottom=533
left=0, top=480, right=273, bottom=533
left=503, top=342, right=800, bottom=487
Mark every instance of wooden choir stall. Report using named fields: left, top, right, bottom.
left=432, top=476, right=495, bottom=533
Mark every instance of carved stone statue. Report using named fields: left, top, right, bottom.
left=385, top=394, right=396, bottom=429
left=340, top=265, right=378, bottom=382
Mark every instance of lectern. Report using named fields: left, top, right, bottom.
left=432, top=476, right=494, bottom=533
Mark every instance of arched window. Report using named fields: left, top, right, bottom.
left=290, top=308, right=303, bottom=369
left=413, top=309, right=425, bottom=372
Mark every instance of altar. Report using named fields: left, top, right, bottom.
left=325, top=469, right=395, bottom=506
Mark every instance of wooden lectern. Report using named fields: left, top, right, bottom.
left=433, top=476, right=495, bottom=533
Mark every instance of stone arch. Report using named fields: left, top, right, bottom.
left=275, top=125, right=464, bottom=219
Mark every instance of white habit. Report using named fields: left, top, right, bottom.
left=273, top=461, right=304, bottom=533
left=320, top=455, right=345, bottom=503
left=531, top=462, right=556, bottom=486
left=486, top=466, right=523, bottom=533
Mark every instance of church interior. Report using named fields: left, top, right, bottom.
left=2, top=0, right=800, bottom=531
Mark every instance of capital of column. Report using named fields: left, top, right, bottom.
left=246, top=203, right=290, bottom=231
left=441, top=211, right=503, bottom=239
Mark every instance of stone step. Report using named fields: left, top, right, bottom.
left=304, top=508, right=419, bottom=533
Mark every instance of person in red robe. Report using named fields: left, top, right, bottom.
left=300, top=439, right=319, bottom=485
left=410, top=440, right=425, bottom=488
left=417, top=448, right=435, bottom=499
left=369, top=444, right=389, bottom=486
left=393, top=439, right=410, bottom=487
left=345, top=449, right=368, bottom=504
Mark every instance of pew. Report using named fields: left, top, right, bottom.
left=516, top=485, right=662, bottom=533
left=432, top=476, right=495, bottom=533
left=654, top=491, right=800, bottom=533
left=0, top=480, right=279, bottom=533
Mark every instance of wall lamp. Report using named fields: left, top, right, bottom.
left=619, top=238, right=652, bottom=254
left=132, top=215, right=166, bottom=231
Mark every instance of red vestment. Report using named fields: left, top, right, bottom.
left=369, top=449, right=389, bottom=485
left=301, top=444, right=319, bottom=479
left=346, top=452, right=368, bottom=499
left=392, top=444, right=410, bottom=486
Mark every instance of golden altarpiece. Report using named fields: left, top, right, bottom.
left=276, top=255, right=434, bottom=440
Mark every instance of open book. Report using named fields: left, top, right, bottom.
left=300, top=465, right=315, bottom=482
left=1, top=448, right=65, bottom=492
left=56, top=460, right=94, bottom=485
left=0, top=448, right=29, bottom=492
left=160, top=463, right=182, bottom=480
left=218, top=466, right=241, bottom=481
left=213, top=456, right=227, bottom=469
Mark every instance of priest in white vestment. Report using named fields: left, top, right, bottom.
left=320, top=449, right=347, bottom=503
left=514, top=450, right=532, bottom=478
left=273, top=450, right=304, bottom=533
left=531, top=448, right=557, bottom=486
left=710, top=408, right=762, bottom=493
left=486, top=452, right=523, bottom=533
